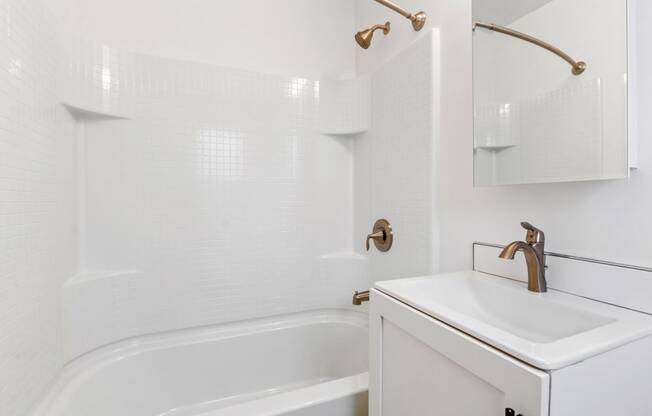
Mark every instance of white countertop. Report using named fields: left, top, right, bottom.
left=375, top=271, right=652, bottom=370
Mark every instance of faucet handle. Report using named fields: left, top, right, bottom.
left=521, top=222, right=545, bottom=244
left=366, top=219, right=393, bottom=252
left=366, top=231, right=385, bottom=251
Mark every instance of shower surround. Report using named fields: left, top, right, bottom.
left=63, top=45, right=359, bottom=359
left=1, top=0, right=438, bottom=414
left=40, top=31, right=437, bottom=416
left=1, top=0, right=361, bottom=413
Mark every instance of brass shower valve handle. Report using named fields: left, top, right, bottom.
left=366, top=219, right=393, bottom=252
left=366, top=230, right=386, bottom=251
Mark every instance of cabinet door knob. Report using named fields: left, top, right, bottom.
left=505, top=409, right=515, bottom=416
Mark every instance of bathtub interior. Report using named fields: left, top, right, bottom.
left=34, top=310, right=368, bottom=416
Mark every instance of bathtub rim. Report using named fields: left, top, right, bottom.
left=195, top=372, right=369, bottom=416
left=31, top=308, right=368, bottom=416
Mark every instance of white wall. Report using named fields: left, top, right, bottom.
left=0, top=1, right=78, bottom=415
left=355, top=0, right=652, bottom=273
left=43, top=0, right=357, bottom=79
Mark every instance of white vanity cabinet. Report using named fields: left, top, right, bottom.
left=370, top=291, right=549, bottom=416
left=369, top=274, right=652, bottom=416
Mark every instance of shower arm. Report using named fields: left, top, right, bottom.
left=474, top=22, right=587, bottom=76
left=372, top=0, right=427, bottom=31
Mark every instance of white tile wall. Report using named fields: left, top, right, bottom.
left=0, top=0, right=77, bottom=415
left=59, top=36, right=135, bottom=118
left=518, top=78, right=604, bottom=183
left=319, top=77, right=371, bottom=135
left=62, top=44, right=358, bottom=359
left=354, top=31, right=438, bottom=282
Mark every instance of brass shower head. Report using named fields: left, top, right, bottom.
left=355, top=22, right=391, bottom=49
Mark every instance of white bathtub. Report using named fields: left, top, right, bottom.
left=32, top=310, right=369, bottom=416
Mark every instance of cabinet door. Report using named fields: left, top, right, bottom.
left=370, top=290, right=549, bottom=416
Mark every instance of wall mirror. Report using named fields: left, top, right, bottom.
left=473, top=0, right=630, bottom=186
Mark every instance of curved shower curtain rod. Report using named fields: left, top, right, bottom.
left=474, top=22, right=587, bottom=76
left=372, top=0, right=427, bottom=31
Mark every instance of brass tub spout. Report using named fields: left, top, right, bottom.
left=352, top=290, right=371, bottom=305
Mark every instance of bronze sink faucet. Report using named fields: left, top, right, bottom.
left=499, top=222, right=548, bottom=293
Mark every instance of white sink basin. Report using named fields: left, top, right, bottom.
left=375, top=271, right=652, bottom=370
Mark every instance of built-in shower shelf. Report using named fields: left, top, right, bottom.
left=322, top=129, right=369, bottom=136
left=474, top=144, right=517, bottom=151
left=62, top=102, right=133, bottom=121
